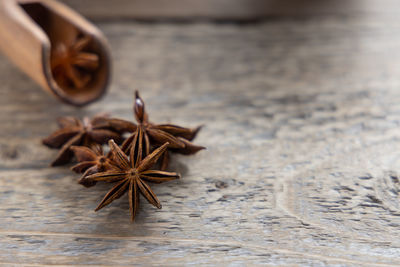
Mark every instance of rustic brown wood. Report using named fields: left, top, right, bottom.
left=1, top=9, right=400, bottom=266
left=0, top=0, right=111, bottom=106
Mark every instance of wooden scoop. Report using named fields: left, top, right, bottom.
left=0, top=0, right=111, bottom=106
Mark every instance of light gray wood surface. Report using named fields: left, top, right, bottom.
left=1, top=11, right=400, bottom=266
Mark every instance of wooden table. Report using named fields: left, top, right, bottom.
left=1, top=4, right=400, bottom=265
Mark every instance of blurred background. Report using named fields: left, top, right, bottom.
left=61, top=0, right=400, bottom=21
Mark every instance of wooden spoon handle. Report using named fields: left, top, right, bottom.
left=0, top=0, right=111, bottom=106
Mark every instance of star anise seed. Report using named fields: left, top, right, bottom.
left=43, top=115, right=124, bottom=166
left=85, top=139, right=180, bottom=221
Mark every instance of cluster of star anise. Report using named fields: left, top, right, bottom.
left=43, top=91, right=204, bottom=221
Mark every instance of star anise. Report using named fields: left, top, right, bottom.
left=120, top=91, right=205, bottom=170
left=70, top=144, right=116, bottom=187
left=42, top=115, right=123, bottom=166
left=84, top=139, right=180, bottom=221
left=51, top=35, right=99, bottom=89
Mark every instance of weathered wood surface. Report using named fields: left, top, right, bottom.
left=1, top=14, right=400, bottom=266
left=61, top=0, right=400, bottom=20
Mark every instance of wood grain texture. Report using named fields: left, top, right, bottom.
left=60, top=0, right=400, bottom=20
left=1, top=13, right=400, bottom=266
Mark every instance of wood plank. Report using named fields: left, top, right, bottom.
left=1, top=13, right=400, bottom=265
left=60, top=0, right=400, bottom=20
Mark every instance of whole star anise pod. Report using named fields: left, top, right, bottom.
left=84, top=139, right=180, bottom=221
left=70, top=144, right=116, bottom=187
left=43, top=115, right=123, bottom=166
left=120, top=91, right=205, bottom=170
left=51, top=35, right=99, bottom=89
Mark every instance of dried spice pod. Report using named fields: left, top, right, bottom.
left=43, top=115, right=124, bottom=166
left=85, top=140, right=180, bottom=222
left=70, top=144, right=117, bottom=187
left=51, top=35, right=100, bottom=90
left=120, top=91, right=205, bottom=170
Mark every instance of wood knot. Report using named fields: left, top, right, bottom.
left=215, top=181, right=228, bottom=189
left=1, top=145, right=20, bottom=160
